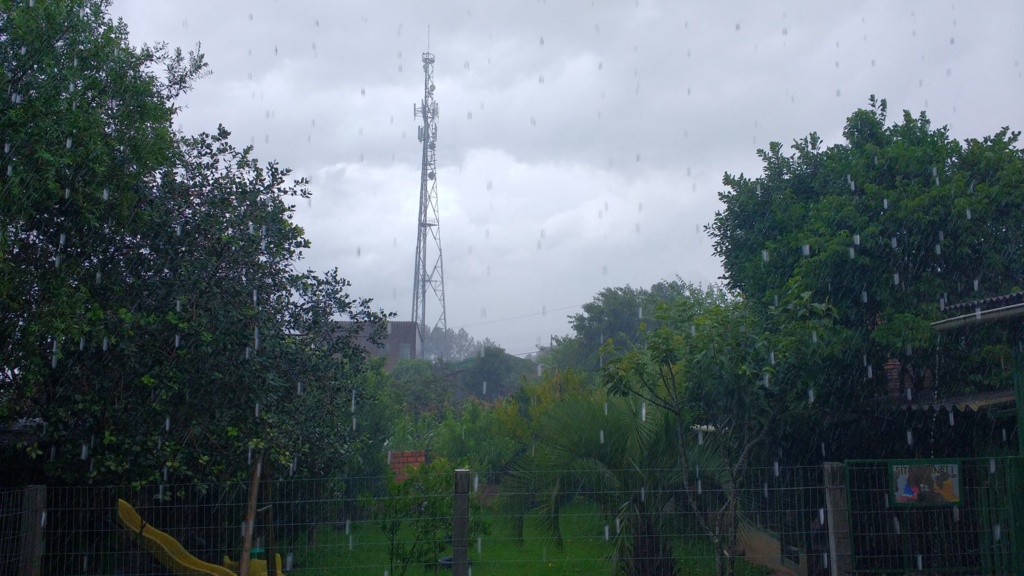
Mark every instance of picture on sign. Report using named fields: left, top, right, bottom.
left=891, top=461, right=960, bottom=506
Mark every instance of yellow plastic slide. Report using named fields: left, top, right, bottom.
left=223, top=554, right=284, bottom=576
left=116, top=499, right=284, bottom=576
left=117, top=499, right=235, bottom=576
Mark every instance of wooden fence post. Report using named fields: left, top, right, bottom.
left=453, top=469, right=470, bottom=576
left=18, top=484, right=46, bottom=576
left=240, top=455, right=262, bottom=576
left=824, top=462, right=852, bottom=576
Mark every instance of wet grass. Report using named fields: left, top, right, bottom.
left=294, top=502, right=771, bottom=575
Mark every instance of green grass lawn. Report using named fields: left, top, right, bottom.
left=291, top=502, right=771, bottom=576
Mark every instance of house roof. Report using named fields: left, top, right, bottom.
left=943, top=291, right=1024, bottom=315
left=906, top=389, right=1015, bottom=414
left=932, top=291, right=1024, bottom=332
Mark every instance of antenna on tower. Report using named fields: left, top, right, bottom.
left=411, top=42, right=448, bottom=360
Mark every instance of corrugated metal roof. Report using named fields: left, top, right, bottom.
left=943, top=291, right=1024, bottom=315
left=906, top=389, right=1015, bottom=413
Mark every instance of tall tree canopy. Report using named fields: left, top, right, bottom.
left=547, top=278, right=719, bottom=374
left=708, top=96, right=1024, bottom=402
left=1, top=0, right=390, bottom=485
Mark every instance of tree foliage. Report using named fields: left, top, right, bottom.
left=546, top=279, right=727, bottom=375
left=603, top=289, right=839, bottom=576
left=503, top=396, right=681, bottom=576
left=1, top=0, right=391, bottom=485
left=363, top=458, right=488, bottom=576
left=708, top=96, right=1024, bottom=401
left=421, top=325, right=481, bottom=362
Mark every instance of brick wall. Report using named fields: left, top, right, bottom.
left=388, top=450, right=426, bottom=482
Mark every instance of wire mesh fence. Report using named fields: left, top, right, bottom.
left=1, top=459, right=1019, bottom=575
left=0, top=488, right=25, bottom=575
left=846, top=456, right=1024, bottom=575
left=2, top=465, right=825, bottom=576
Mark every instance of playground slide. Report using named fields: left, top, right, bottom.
left=223, top=554, right=284, bottom=576
left=116, top=499, right=236, bottom=576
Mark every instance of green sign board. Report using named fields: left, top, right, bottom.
left=890, top=460, right=961, bottom=506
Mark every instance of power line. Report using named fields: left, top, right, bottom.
left=457, top=303, right=583, bottom=329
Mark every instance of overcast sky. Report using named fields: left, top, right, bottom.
left=108, top=0, right=1023, bottom=356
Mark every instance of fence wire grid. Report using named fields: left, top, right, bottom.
left=0, top=459, right=1021, bottom=575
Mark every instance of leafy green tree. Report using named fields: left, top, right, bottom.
left=422, top=326, right=480, bottom=362
left=431, top=400, right=518, bottom=481
left=503, top=396, right=681, bottom=576
left=462, top=344, right=516, bottom=399
left=1, top=0, right=391, bottom=485
left=364, top=457, right=488, bottom=576
left=546, top=279, right=724, bottom=375
left=604, top=290, right=838, bottom=576
left=390, top=359, right=452, bottom=415
left=1, top=0, right=202, bottom=482
left=387, top=359, right=452, bottom=452
left=707, top=96, right=1024, bottom=411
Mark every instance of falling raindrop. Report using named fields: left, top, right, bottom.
left=599, top=430, right=605, bottom=444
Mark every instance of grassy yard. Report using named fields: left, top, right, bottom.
left=293, top=502, right=771, bottom=576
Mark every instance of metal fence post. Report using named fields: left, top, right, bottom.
left=824, top=462, right=852, bottom=576
left=453, top=469, right=470, bottom=576
left=18, top=484, right=46, bottom=576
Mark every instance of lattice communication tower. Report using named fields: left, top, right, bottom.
left=411, top=49, right=448, bottom=356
